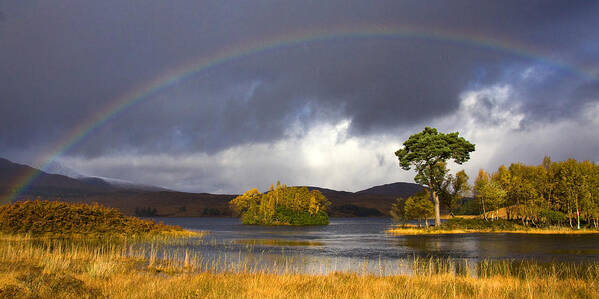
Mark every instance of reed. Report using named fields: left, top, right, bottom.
left=0, top=234, right=597, bottom=298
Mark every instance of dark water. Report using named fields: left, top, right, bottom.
left=151, top=217, right=599, bottom=275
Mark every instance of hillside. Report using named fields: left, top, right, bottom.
left=0, top=158, right=116, bottom=203
left=1, top=157, right=424, bottom=217
left=356, top=182, right=424, bottom=198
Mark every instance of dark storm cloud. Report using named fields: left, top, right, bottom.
left=1, top=0, right=598, bottom=159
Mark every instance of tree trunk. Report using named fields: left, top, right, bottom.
left=481, top=198, right=487, bottom=221
left=576, top=200, right=581, bottom=230
left=568, top=202, right=573, bottom=228
left=432, top=191, right=441, bottom=227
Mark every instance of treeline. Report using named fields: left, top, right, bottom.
left=390, top=157, right=599, bottom=229
left=135, top=206, right=158, bottom=217
left=475, top=157, right=599, bottom=229
left=229, top=182, right=331, bottom=225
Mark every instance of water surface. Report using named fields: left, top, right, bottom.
left=151, top=217, right=599, bottom=275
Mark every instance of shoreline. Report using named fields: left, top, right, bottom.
left=387, top=227, right=599, bottom=235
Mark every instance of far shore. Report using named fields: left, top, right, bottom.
left=387, top=226, right=599, bottom=235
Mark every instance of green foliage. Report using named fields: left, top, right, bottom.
left=441, top=218, right=519, bottom=231
left=395, top=190, right=434, bottom=226
left=390, top=197, right=408, bottom=224
left=395, top=127, right=476, bottom=172
left=455, top=198, right=480, bottom=215
left=272, top=207, right=329, bottom=225
left=539, top=209, right=567, bottom=226
left=230, top=182, right=331, bottom=226
left=395, top=127, right=475, bottom=226
left=0, top=200, right=182, bottom=236
left=439, top=169, right=470, bottom=216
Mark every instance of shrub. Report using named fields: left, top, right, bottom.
left=441, top=218, right=519, bottom=230
left=0, top=200, right=182, bottom=236
left=539, top=209, right=568, bottom=226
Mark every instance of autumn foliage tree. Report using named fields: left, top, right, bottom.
left=230, top=182, right=331, bottom=225
left=472, top=157, right=599, bottom=229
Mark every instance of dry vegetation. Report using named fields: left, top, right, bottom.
left=388, top=217, right=599, bottom=235
left=0, top=235, right=598, bottom=298
left=388, top=227, right=599, bottom=235
left=1, top=201, right=597, bottom=298
left=0, top=200, right=198, bottom=238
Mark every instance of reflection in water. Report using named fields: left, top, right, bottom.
left=147, top=217, right=599, bottom=275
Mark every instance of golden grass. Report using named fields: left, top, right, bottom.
left=388, top=227, right=599, bottom=235
left=387, top=226, right=599, bottom=235
left=388, top=216, right=599, bottom=235
left=0, top=234, right=598, bottom=298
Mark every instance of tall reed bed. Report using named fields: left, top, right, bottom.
left=0, top=234, right=598, bottom=298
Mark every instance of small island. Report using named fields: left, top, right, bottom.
left=229, top=182, right=331, bottom=225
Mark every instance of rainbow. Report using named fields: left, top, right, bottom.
left=3, top=24, right=596, bottom=203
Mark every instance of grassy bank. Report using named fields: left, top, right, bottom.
left=388, top=217, right=599, bottom=235
left=0, top=200, right=201, bottom=238
left=0, top=236, right=598, bottom=298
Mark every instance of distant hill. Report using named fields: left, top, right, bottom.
left=356, top=182, right=425, bottom=198
left=305, top=183, right=426, bottom=217
left=0, top=157, right=425, bottom=217
left=0, top=158, right=116, bottom=203
left=43, top=160, right=169, bottom=192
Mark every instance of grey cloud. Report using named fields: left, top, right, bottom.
left=0, top=0, right=598, bottom=162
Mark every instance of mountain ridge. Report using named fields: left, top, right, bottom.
left=0, top=157, right=424, bottom=217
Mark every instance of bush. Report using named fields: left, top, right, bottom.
left=441, top=218, right=519, bottom=230
left=539, top=209, right=567, bottom=226
left=0, top=200, right=182, bottom=236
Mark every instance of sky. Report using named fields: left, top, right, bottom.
left=1, top=1, right=599, bottom=194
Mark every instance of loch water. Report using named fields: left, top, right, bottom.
left=151, top=217, right=599, bottom=275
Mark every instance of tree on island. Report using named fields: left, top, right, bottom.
left=469, top=157, right=598, bottom=229
left=395, top=127, right=475, bottom=226
left=439, top=169, right=470, bottom=217
left=474, top=169, right=506, bottom=221
left=391, top=189, right=434, bottom=227
left=229, top=182, right=331, bottom=225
